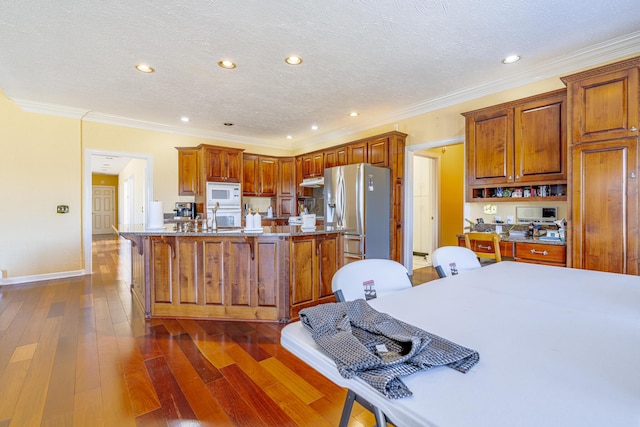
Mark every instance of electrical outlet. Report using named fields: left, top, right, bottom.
left=483, top=204, right=497, bottom=214
left=57, top=205, right=69, bottom=214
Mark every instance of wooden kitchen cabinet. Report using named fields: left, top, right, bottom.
left=514, top=241, right=566, bottom=267
left=242, top=154, right=277, bottom=197
left=203, top=145, right=243, bottom=183
left=347, top=142, right=367, bottom=164
left=368, top=136, right=389, bottom=167
left=324, top=147, right=347, bottom=169
left=563, top=65, right=639, bottom=144
left=562, top=56, right=640, bottom=275
left=463, top=89, right=567, bottom=201
left=289, top=233, right=341, bottom=319
left=176, top=147, right=199, bottom=196
left=301, top=152, right=324, bottom=178
left=277, top=157, right=295, bottom=197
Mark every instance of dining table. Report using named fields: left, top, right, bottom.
left=280, top=261, right=640, bottom=427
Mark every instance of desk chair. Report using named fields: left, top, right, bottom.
left=330, top=258, right=410, bottom=427
left=431, top=246, right=482, bottom=278
left=464, top=232, right=502, bottom=263
left=331, top=258, right=412, bottom=302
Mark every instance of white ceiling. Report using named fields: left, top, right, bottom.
left=2, top=1, right=640, bottom=160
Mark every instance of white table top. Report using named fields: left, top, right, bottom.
left=281, top=262, right=640, bottom=427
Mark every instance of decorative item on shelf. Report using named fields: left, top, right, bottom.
left=512, top=189, right=523, bottom=198
left=523, top=189, right=531, bottom=197
left=502, top=189, right=512, bottom=198
left=496, top=187, right=503, bottom=197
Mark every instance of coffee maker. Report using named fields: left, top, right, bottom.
left=174, top=202, right=196, bottom=219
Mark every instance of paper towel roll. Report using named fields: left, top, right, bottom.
left=148, top=201, right=164, bottom=229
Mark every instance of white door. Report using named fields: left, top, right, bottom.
left=413, top=155, right=438, bottom=259
left=92, top=186, right=115, bottom=234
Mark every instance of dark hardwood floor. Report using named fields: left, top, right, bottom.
left=0, top=235, right=439, bottom=426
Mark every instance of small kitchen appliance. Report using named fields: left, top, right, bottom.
left=174, top=202, right=196, bottom=219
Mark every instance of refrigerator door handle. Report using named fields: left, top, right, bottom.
left=336, top=169, right=345, bottom=228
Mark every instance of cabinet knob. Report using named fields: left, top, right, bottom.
left=508, top=176, right=512, bottom=180
left=631, top=126, right=637, bottom=132
left=631, top=172, right=637, bottom=179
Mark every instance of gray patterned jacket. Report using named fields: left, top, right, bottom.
left=299, top=299, right=479, bottom=399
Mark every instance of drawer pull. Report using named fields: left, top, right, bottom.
left=478, top=244, right=492, bottom=250
left=530, top=249, right=548, bottom=256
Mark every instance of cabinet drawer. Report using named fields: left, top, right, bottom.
left=515, top=242, right=566, bottom=265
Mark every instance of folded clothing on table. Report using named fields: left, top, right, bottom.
left=299, top=299, right=479, bottom=399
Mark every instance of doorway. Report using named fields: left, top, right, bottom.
left=412, top=154, right=438, bottom=268
left=84, top=149, right=153, bottom=275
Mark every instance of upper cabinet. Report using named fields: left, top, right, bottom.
left=243, top=155, right=277, bottom=197
left=561, top=56, right=640, bottom=275
left=177, top=148, right=200, bottom=196
left=302, top=152, right=324, bottom=178
left=463, top=89, right=567, bottom=201
left=563, top=66, right=639, bottom=144
left=202, top=145, right=243, bottom=183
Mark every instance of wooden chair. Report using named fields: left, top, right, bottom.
left=464, top=232, right=502, bottom=263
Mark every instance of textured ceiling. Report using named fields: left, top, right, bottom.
left=2, top=0, right=640, bottom=155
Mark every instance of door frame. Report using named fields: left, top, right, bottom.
left=404, top=135, right=464, bottom=272
left=83, top=149, right=153, bottom=274
left=412, top=153, right=439, bottom=261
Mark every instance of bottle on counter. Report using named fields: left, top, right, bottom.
left=253, top=211, right=262, bottom=228
left=267, top=206, right=273, bottom=218
left=528, top=223, right=534, bottom=237
left=245, top=211, right=255, bottom=229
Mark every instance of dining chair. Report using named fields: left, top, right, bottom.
left=464, top=232, right=502, bottom=263
left=330, top=258, right=410, bottom=427
left=431, top=246, right=482, bottom=278
left=331, top=258, right=412, bottom=302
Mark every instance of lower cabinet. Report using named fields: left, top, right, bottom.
left=289, top=234, right=342, bottom=319
left=148, top=236, right=285, bottom=321
left=514, top=242, right=566, bottom=267
left=457, top=237, right=566, bottom=267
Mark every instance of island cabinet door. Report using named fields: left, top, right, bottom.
left=316, top=234, right=341, bottom=301
left=201, top=240, right=226, bottom=306
left=149, top=238, right=174, bottom=305
left=227, top=240, right=253, bottom=307
left=254, top=239, right=278, bottom=308
left=289, top=236, right=317, bottom=319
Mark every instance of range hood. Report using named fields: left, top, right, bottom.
left=300, top=177, right=324, bottom=188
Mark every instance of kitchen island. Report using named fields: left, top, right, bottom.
left=118, top=224, right=344, bottom=322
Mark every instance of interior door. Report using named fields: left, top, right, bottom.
left=92, top=186, right=115, bottom=234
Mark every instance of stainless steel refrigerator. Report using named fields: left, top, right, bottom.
left=324, top=163, right=390, bottom=263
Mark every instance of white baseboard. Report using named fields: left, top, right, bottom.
left=0, top=269, right=89, bottom=286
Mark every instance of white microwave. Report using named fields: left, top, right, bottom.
left=206, top=181, right=241, bottom=209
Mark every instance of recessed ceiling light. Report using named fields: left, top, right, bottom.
left=349, top=112, right=359, bottom=117
left=311, top=125, right=318, bottom=131
left=181, top=116, right=190, bottom=123
left=218, top=60, right=236, bottom=69
left=285, top=56, right=303, bottom=65
left=286, top=135, right=293, bottom=139
left=135, top=64, right=155, bottom=73
left=502, top=55, right=521, bottom=64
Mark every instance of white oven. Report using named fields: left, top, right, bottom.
left=211, top=208, right=242, bottom=228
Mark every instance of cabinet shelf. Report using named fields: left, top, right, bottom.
left=469, top=183, right=567, bottom=202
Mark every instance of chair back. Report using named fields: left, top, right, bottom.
left=464, top=232, right=502, bottom=262
left=331, top=259, right=412, bottom=302
left=431, top=246, right=482, bottom=278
